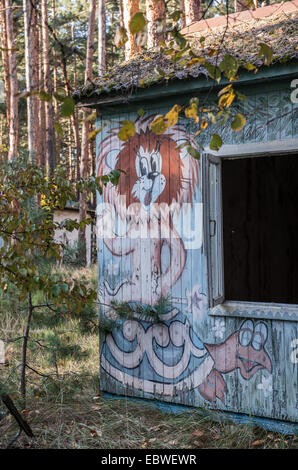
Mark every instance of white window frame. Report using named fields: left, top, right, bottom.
left=203, top=138, right=298, bottom=322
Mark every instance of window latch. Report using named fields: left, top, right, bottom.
left=210, top=219, right=216, bottom=237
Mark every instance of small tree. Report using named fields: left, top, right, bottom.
left=0, top=158, right=121, bottom=406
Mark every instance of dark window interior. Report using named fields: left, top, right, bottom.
left=222, top=154, right=298, bottom=304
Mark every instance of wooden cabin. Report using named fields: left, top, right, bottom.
left=75, top=1, right=298, bottom=433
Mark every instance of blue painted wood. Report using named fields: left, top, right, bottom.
left=96, top=72, right=298, bottom=424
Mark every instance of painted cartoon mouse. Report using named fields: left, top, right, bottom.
left=198, top=320, right=272, bottom=402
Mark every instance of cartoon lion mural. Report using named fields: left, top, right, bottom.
left=97, top=115, right=199, bottom=307
left=97, top=115, right=273, bottom=404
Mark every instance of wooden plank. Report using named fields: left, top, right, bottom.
left=96, top=87, right=298, bottom=423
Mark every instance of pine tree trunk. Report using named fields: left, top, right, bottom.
left=41, top=0, right=55, bottom=175
left=184, top=0, right=201, bottom=25
left=67, top=119, right=73, bottom=180
left=180, top=0, right=186, bottom=28
left=71, top=22, right=81, bottom=181
left=23, top=0, right=39, bottom=163
left=52, top=0, right=61, bottom=166
left=98, top=0, right=106, bottom=76
left=79, top=0, right=97, bottom=266
left=123, top=0, right=139, bottom=60
left=38, top=20, right=46, bottom=169
left=0, top=0, right=10, bottom=158
left=119, top=0, right=124, bottom=27
left=5, top=0, right=18, bottom=160
left=146, top=0, right=166, bottom=49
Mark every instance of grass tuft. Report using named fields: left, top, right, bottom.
left=0, top=265, right=297, bottom=449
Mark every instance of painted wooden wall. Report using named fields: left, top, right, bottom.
left=96, top=75, right=298, bottom=423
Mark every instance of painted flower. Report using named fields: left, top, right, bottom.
left=107, top=260, right=119, bottom=276
left=257, top=375, right=273, bottom=397
left=185, top=285, right=205, bottom=319
left=212, top=319, right=226, bottom=340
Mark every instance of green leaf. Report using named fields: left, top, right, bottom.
left=219, top=54, right=239, bottom=79
left=171, top=10, right=181, bottom=22
left=129, top=12, right=146, bottom=34
left=186, top=145, right=200, bottom=160
left=117, top=120, right=136, bottom=141
left=60, top=96, right=75, bottom=117
left=171, top=27, right=186, bottom=48
left=258, top=43, right=273, bottom=66
left=209, top=134, right=223, bottom=151
left=137, top=108, right=145, bottom=117
left=51, top=284, right=61, bottom=297
left=231, top=113, right=246, bottom=131
left=60, top=283, right=69, bottom=293
left=39, top=91, right=52, bottom=102
left=205, top=62, right=221, bottom=82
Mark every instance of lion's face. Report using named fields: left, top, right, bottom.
left=132, top=145, right=166, bottom=210
left=97, top=116, right=200, bottom=217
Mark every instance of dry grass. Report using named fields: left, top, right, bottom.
left=1, top=390, right=297, bottom=449
left=0, top=265, right=297, bottom=450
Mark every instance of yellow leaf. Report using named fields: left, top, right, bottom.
left=218, top=90, right=235, bottom=109
left=118, top=120, right=136, bottom=141
left=165, top=104, right=181, bottom=128
left=208, top=49, right=217, bottom=57
left=150, top=115, right=167, bottom=135
left=185, top=101, right=199, bottom=123
left=201, top=118, right=208, bottom=129
left=218, top=84, right=233, bottom=97
left=187, top=58, right=205, bottom=67
left=88, top=125, right=106, bottom=140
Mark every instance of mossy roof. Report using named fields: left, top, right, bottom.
left=74, top=7, right=298, bottom=103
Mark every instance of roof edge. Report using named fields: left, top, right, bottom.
left=181, top=0, right=298, bottom=34
left=75, top=61, right=298, bottom=109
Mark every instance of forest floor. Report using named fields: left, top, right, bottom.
left=0, top=265, right=297, bottom=449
